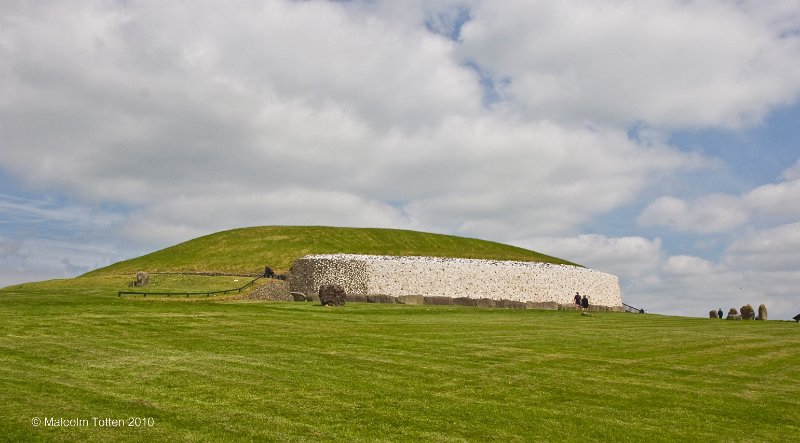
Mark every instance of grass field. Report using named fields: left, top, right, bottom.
left=1, top=276, right=798, bottom=442
left=85, top=226, right=578, bottom=277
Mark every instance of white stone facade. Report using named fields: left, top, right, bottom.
left=290, top=254, right=623, bottom=308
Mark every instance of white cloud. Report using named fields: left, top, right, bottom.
left=725, top=222, right=800, bottom=272
left=637, top=194, right=749, bottom=233
left=780, top=158, right=800, bottom=181
left=458, top=0, right=800, bottom=128
left=639, top=159, right=800, bottom=233
left=744, top=176, right=800, bottom=221
left=518, top=234, right=663, bottom=279
left=119, top=189, right=414, bottom=248
left=519, top=231, right=799, bottom=319
left=663, top=255, right=722, bottom=276
left=0, top=0, right=706, bottom=245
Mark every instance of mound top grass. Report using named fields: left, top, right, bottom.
left=86, top=225, right=578, bottom=276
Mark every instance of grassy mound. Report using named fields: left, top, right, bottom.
left=85, top=226, right=578, bottom=276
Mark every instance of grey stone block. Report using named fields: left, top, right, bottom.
left=424, top=296, right=453, bottom=305
left=475, top=298, right=496, bottom=308
left=453, top=297, right=477, bottom=307
left=367, top=294, right=396, bottom=304
left=346, top=294, right=368, bottom=303
left=397, top=294, right=425, bottom=305
left=497, top=299, right=526, bottom=309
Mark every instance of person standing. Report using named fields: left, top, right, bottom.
left=574, top=292, right=582, bottom=308
left=581, top=295, right=589, bottom=309
left=718, top=308, right=723, bottom=319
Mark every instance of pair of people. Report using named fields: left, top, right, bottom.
left=574, top=292, right=589, bottom=309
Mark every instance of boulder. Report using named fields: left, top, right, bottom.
left=726, top=308, right=740, bottom=320
left=757, top=304, right=767, bottom=321
left=133, top=271, right=149, bottom=288
left=319, top=284, right=346, bottom=307
left=709, top=310, right=719, bottom=319
left=740, top=304, right=755, bottom=320
left=396, top=294, right=425, bottom=305
left=291, top=292, right=306, bottom=302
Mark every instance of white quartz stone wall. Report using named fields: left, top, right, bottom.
left=290, top=254, right=622, bottom=307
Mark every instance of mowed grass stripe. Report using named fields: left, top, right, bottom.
left=1, top=280, right=799, bottom=441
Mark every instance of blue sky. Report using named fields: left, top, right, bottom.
left=1, top=0, right=799, bottom=319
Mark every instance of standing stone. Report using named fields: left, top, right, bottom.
left=134, top=271, right=149, bottom=287
left=709, top=310, right=718, bottom=319
left=740, top=304, right=755, bottom=320
left=319, top=284, right=346, bottom=307
left=726, top=308, right=740, bottom=320
left=757, top=304, right=767, bottom=321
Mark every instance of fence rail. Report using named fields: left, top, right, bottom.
left=622, top=302, right=645, bottom=313
left=118, top=276, right=263, bottom=298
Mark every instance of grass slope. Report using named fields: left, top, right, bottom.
left=86, top=226, right=578, bottom=276
left=1, top=277, right=799, bottom=441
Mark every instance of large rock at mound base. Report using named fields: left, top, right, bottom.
left=319, top=284, right=346, bottom=307
left=709, top=310, right=718, bottom=319
left=740, top=304, right=755, bottom=320
left=726, top=308, right=740, bottom=320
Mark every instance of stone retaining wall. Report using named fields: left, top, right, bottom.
left=290, top=254, right=623, bottom=308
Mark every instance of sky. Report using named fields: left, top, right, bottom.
left=1, top=0, right=799, bottom=319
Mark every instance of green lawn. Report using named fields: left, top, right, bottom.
left=1, top=277, right=798, bottom=442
